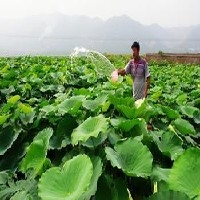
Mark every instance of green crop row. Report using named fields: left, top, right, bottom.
left=0, top=56, right=200, bottom=200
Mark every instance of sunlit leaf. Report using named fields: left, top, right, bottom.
left=162, top=106, right=180, bottom=119
left=7, top=95, right=20, bottom=104
left=71, top=115, right=108, bottom=145
left=80, top=157, right=102, bottom=200
left=151, top=166, right=171, bottom=182
left=116, top=105, right=136, bottom=119
left=110, top=118, right=140, bottom=132
left=20, top=128, right=53, bottom=176
left=105, top=138, right=153, bottom=177
left=38, top=155, right=93, bottom=200
left=168, top=148, right=200, bottom=199
left=83, top=94, right=108, bottom=112
left=173, top=118, right=196, bottom=135
left=0, top=115, right=10, bottom=125
left=18, top=103, right=33, bottom=114
left=180, top=105, right=199, bottom=118
left=58, top=96, right=85, bottom=115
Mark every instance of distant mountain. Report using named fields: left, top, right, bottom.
left=0, top=13, right=199, bottom=56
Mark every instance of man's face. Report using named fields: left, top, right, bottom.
left=132, top=47, right=139, bottom=58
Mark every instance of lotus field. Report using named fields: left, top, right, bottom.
left=0, top=55, right=200, bottom=200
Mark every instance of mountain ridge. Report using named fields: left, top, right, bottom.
left=0, top=13, right=199, bottom=55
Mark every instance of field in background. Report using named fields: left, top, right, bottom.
left=105, top=53, right=200, bottom=65
left=146, top=53, right=200, bottom=64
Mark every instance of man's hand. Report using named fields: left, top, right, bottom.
left=118, top=69, right=126, bottom=76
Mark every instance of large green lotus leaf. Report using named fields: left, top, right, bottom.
left=20, top=111, right=36, bottom=125
left=173, top=118, right=196, bottom=135
left=151, top=166, right=171, bottom=182
left=152, top=131, right=184, bottom=160
left=190, top=89, right=200, bottom=98
left=194, top=110, right=200, bottom=124
left=109, top=96, right=134, bottom=108
left=131, top=118, right=148, bottom=138
left=74, top=88, right=91, bottom=96
left=105, top=138, right=153, bottom=177
left=7, top=95, right=20, bottom=104
left=194, top=98, right=200, bottom=108
left=101, top=101, right=110, bottom=112
left=82, top=94, right=108, bottom=112
left=110, top=118, right=140, bottom=132
left=138, top=104, right=155, bottom=122
left=176, top=93, right=187, bottom=105
left=134, top=98, right=154, bottom=120
left=80, top=157, right=102, bottom=200
left=168, top=148, right=200, bottom=198
left=40, top=105, right=57, bottom=115
left=0, top=115, right=10, bottom=125
left=18, top=103, right=33, bottom=114
left=162, top=106, right=180, bottom=119
left=180, top=105, right=199, bottom=118
left=108, top=129, right=121, bottom=145
left=38, top=155, right=93, bottom=200
left=111, top=117, right=147, bottom=138
left=146, top=190, right=190, bottom=200
left=0, top=172, right=9, bottom=186
left=0, top=140, right=27, bottom=171
left=95, top=175, right=129, bottom=200
left=151, top=90, right=162, bottom=101
left=20, top=128, right=53, bottom=176
left=58, top=96, right=85, bottom=115
left=40, top=84, right=65, bottom=93
left=71, top=115, right=108, bottom=145
left=116, top=105, right=137, bottom=119
left=50, top=114, right=78, bottom=149
left=81, top=132, right=108, bottom=148
left=82, top=99, right=100, bottom=112
left=0, top=126, right=19, bottom=156
left=1, top=85, right=15, bottom=95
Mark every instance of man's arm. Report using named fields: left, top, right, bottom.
left=117, top=60, right=131, bottom=76
left=144, top=76, right=150, bottom=98
left=117, top=69, right=126, bottom=76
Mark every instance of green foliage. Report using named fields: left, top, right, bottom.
left=0, top=55, right=200, bottom=199
left=173, top=118, right=196, bottom=135
left=0, top=126, right=19, bottom=155
left=38, top=155, right=93, bottom=200
left=168, top=148, right=200, bottom=199
left=80, top=156, right=103, bottom=200
left=106, top=138, right=153, bottom=177
left=146, top=190, right=190, bottom=200
left=95, top=175, right=129, bottom=200
left=151, top=131, right=184, bottom=160
left=71, top=115, right=108, bottom=145
left=20, top=128, right=53, bottom=176
left=0, top=172, right=38, bottom=200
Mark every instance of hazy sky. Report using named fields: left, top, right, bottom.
left=0, top=0, right=199, bottom=27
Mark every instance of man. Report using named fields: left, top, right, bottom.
left=117, top=41, right=150, bottom=100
